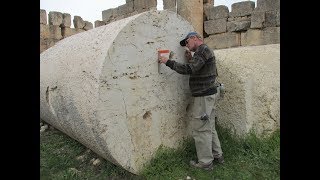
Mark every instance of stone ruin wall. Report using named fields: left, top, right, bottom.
left=40, top=0, right=279, bottom=53
left=203, top=0, right=280, bottom=49
left=40, top=10, right=94, bottom=53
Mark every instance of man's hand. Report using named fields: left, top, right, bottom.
left=185, top=50, right=192, bottom=62
left=158, top=56, right=168, bottom=64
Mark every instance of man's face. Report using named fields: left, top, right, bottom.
left=186, top=36, right=196, bottom=51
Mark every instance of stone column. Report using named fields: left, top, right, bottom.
left=40, top=10, right=194, bottom=175
left=177, top=0, right=203, bottom=36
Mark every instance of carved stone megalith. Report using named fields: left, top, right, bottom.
left=40, top=10, right=194, bottom=174
left=212, top=44, right=280, bottom=136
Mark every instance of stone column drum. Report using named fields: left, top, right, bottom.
left=213, top=44, right=280, bottom=137
left=40, top=10, right=194, bottom=174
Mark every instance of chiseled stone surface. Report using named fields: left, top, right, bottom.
left=48, top=11, right=63, bottom=26
left=177, top=0, right=203, bottom=36
left=213, top=44, right=280, bottom=136
left=40, top=10, right=194, bottom=175
left=40, top=9, right=47, bottom=25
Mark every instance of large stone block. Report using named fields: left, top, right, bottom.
left=62, top=13, right=71, bottom=28
left=48, top=11, right=63, bottom=26
left=40, top=38, right=59, bottom=53
left=94, top=20, right=106, bottom=28
left=214, top=44, right=280, bottom=136
left=241, top=27, right=280, bottom=46
left=204, top=18, right=227, bottom=35
left=227, top=21, right=250, bottom=32
left=118, top=1, right=134, bottom=16
left=49, top=25, right=62, bottom=40
left=40, top=10, right=194, bottom=175
left=209, top=5, right=229, bottom=20
left=264, top=11, right=280, bottom=27
left=83, top=21, right=93, bottom=30
left=134, top=0, right=157, bottom=11
left=230, top=1, right=255, bottom=17
left=61, top=27, right=76, bottom=38
left=204, top=32, right=240, bottom=49
left=40, top=9, right=47, bottom=25
left=256, top=0, right=280, bottom=12
left=73, top=16, right=85, bottom=29
left=41, top=24, right=62, bottom=40
left=250, top=11, right=265, bottom=29
left=40, top=24, right=50, bottom=39
left=102, top=9, right=115, bottom=22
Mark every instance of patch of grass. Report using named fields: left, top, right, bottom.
left=40, top=129, right=142, bottom=180
left=40, top=125, right=280, bottom=180
left=141, top=126, right=280, bottom=180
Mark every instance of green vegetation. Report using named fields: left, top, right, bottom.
left=40, top=125, right=280, bottom=180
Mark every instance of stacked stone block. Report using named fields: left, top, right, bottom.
left=40, top=9, right=93, bottom=53
left=204, top=0, right=280, bottom=49
left=102, top=0, right=157, bottom=25
left=94, top=20, right=106, bottom=28
left=40, top=0, right=280, bottom=53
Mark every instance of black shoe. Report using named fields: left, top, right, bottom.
left=213, top=156, right=224, bottom=164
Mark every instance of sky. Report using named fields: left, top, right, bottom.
left=40, top=0, right=257, bottom=28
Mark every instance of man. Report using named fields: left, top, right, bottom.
left=158, top=32, right=224, bottom=170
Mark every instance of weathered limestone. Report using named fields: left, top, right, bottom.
left=40, top=24, right=62, bottom=40
left=204, top=32, right=240, bottom=49
left=62, top=13, right=71, bottom=28
left=264, top=11, right=280, bottom=27
left=40, top=24, right=50, bottom=39
left=177, top=0, right=203, bottom=36
left=102, top=9, right=115, bottom=22
left=241, top=27, right=280, bottom=46
left=209, top=5, right=229, bottom=20
left=49, top=25, right=62, bottom=40
left=250, top=10, right=280, bottom=29
left=40, top=9, right=47, bottom=25
left=204, top=18, right=227, bottom=35
left=250, top=11, right=265, bottom=28
left=227, top=21, right=251, bottom=32
left=163, top=0, right=176, bottom=12
left=213, top=44, right=280, bottom=136
left=40, top=38, right=59, bottom=53
left=61, top=27, right=85, bottom=38
left=83, top=21, right=93, bottom=30
left=48, top=11, right=63, bottom=26
left=255, top=0, right=280, bottom=12
left=94, top=20, right=106, bottom=28
left=229, top=1, right=255, bottom=17
left=40, top=10, right=194, bottom=175
left=73, top=16, right=85, bottom=29
left=134, top=0, right=157, bottom=13
left=118, top=1, right=134, bottom=16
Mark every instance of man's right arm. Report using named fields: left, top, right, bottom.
left=165, top=53, right=206, bottom=75
left=165, top=60, right=192, bottom=74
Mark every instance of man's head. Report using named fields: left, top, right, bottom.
left=180, top=32, right=203, bottom=51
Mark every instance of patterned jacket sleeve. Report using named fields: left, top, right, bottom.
left=165, top=53, right=206, bottom=74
